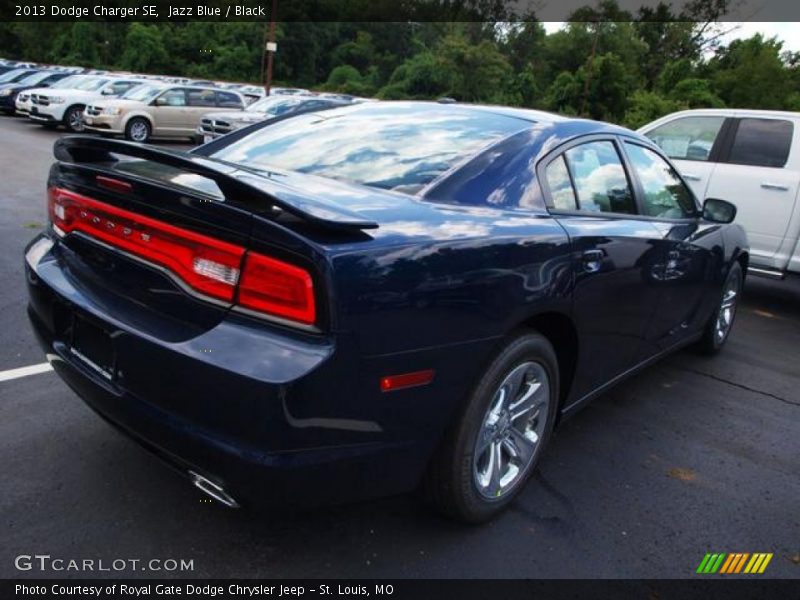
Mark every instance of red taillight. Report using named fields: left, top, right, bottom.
left=380, top=369, right=435, bottom=392
left=49, top=187, right=244, bottom=302
left=238, top=252, right=316, bottom=325
left=48, top=187, right=317, bottom=327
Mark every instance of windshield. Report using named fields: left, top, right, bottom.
left=0, top=69, right=29, bottom=82
left=50, top=75, right=80, bottom=89
left=211, top=103, right=529, bottom=191
left=18, top=71, right=52, bottom=85
left=72, top=77, right=109, bottom=91
left=123, top=84, right=164, bottom=102
left=245, top=96, right=303, bottom=115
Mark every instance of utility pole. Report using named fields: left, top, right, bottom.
left=263, top=0, right=278, bottom=97
left=580, top=20, right=599, bottom=118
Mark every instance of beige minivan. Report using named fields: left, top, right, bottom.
left=83, top=83, right=246, bottom=142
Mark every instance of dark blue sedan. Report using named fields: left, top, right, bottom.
left=24, top=102, right=747, bottom=522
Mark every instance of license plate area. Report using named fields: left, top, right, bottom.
left=70, top=314, right=115, bottom=381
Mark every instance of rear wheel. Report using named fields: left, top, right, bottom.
left=125, top=117, right=151, bottom=143
left=64, top=105, right=85, bottom=132
left=697, top=262, right=742, bottom=354
left=425, top=332, right=558, bottom=523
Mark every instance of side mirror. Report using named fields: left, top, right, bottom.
left=153, top=96, right=168, bottom=106
left=101, top=88, right=114, bottom=95
left=703, top=198, right=737, bottom=224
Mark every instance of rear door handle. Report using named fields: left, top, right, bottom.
left=581, top=249, right=605, bottom=273
left=682, top=173, right=702, bottom=181
left=761, top=182, right=790, bottom=191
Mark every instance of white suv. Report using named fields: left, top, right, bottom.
left=28, top=76, right=144, bottom=132
left=639, top=109, right=800, bottom=279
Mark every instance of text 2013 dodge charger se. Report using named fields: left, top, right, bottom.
left=24, top=102, right=748, bottom=522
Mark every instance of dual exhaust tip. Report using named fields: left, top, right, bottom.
left=189, top=471, right=239, bottom=508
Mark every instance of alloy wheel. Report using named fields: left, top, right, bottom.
left=473, top=361, right=549, bottom=500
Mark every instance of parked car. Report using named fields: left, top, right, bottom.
left=0, top=70, right=72, bottom=115
left=29, top=76, right=145, bottom=132
left=83, top=84, right=246, bottom=142
left=196, top=95, right=350, bottom=142
left=639, top=109, right=800, bottom=279
left=15, top=74, right=84, bottom=117
left=25, top=102, right=747, bottom=522
left=0, top=68, right=39, bottom=85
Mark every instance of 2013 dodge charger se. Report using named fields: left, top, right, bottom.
left=24, top=102, right=748, bottom=522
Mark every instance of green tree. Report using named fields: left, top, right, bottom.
left=119, top=24, right=169, bottom=73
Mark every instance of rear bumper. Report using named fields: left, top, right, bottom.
left=24, top=233, right=435, bottom=507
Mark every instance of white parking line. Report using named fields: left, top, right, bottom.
left=0, top=362, right=53, bottom=383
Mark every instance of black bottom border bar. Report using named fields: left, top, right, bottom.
left=5, top=579, right=799, bottom=600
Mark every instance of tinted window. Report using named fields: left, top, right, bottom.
left=727, top=118, right=793, bottom=168
left=159, top=89, right=187, bottom=107
left=564, top=141, right=635, bottom=214
left=216, top=91, right=242, bottom=108
left=187, top=89, right=216, bottom=107
left=545, top=156, right=577, bottom=210
left=110, top=81, right=138, bottom=95
left=625, top=143, right=696, bottom=219
left=645, top=116, right=724, bottom=162
left=210, top=104, right=527, bottom=192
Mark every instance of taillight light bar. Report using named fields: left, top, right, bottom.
left=48, top=187, right=317, bottom=327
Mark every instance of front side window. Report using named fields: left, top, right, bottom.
left=563, top=141, right=636, bottom=214
left=625, top=143, right=696, bottom=219
left=159, top=89, right=187, bottom=107
left=727, top=118, right=793, bottom=168
left=644, top=116, right=725, bottom=162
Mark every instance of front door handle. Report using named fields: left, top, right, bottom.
left=682, top=173, right=702, bottom=181
left=581, top=249, right=605, bottom=273
left=761, top=182, right=790, bottom=191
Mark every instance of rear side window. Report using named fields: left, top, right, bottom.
left=727, top=118, right=793, bottom=168
left=644, top=116, right=724, bottom=162
left=624, top=143, right=696, bottom=219
left=563, top=141, right=636, bottom=215
left=216, top=91, right=242, bottom=108
left=544, top=156, right=577, bottom=211
left=187, top=89, right=216, bottom=107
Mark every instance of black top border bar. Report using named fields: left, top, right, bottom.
left=3, top=0, right=800, bottom=22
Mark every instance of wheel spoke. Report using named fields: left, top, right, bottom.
left=508, top=427, right=537, bottom=466
left=509, top=380, right=543, bottom=421
left=486, top=441, right=503, bottom=497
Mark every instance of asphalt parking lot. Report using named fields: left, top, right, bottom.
left=0, top=115, right=798, bottom=580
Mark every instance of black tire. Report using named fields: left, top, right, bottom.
left=125, top=117, right=151, bottom=143
left=424, top=331, right=559, bottom=523
left=697, top=262, right=743, bottom=355
left=63, top=105, right=85, bottom=132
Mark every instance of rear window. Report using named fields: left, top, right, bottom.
left=209, top=104, right=529, bottom=192
left=727, top=118, right=793, bottom=168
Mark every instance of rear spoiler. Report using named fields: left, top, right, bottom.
left=53, top=136, right=379, bottom=231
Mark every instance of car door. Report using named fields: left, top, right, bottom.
left=185, top=89, right=219, bottom=134
left=704, top=116, right=800, bottom=270
left=640, top=114, right=728, bottom=200
left=620, top=139, right=720, bottom=354
left=151, top=88, right=188, bottom=134
left=540, top=137, right=664, bottom=401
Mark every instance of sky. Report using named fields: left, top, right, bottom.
left=540, top=21, right=800, bottom=53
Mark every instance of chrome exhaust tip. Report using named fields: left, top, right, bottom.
left=189, top=471, right=240, bottom=508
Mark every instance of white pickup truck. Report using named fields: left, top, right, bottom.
left=639, top=109, right=800, bottom=279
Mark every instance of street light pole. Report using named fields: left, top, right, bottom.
left=263, top=0, right=278, bottom=97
